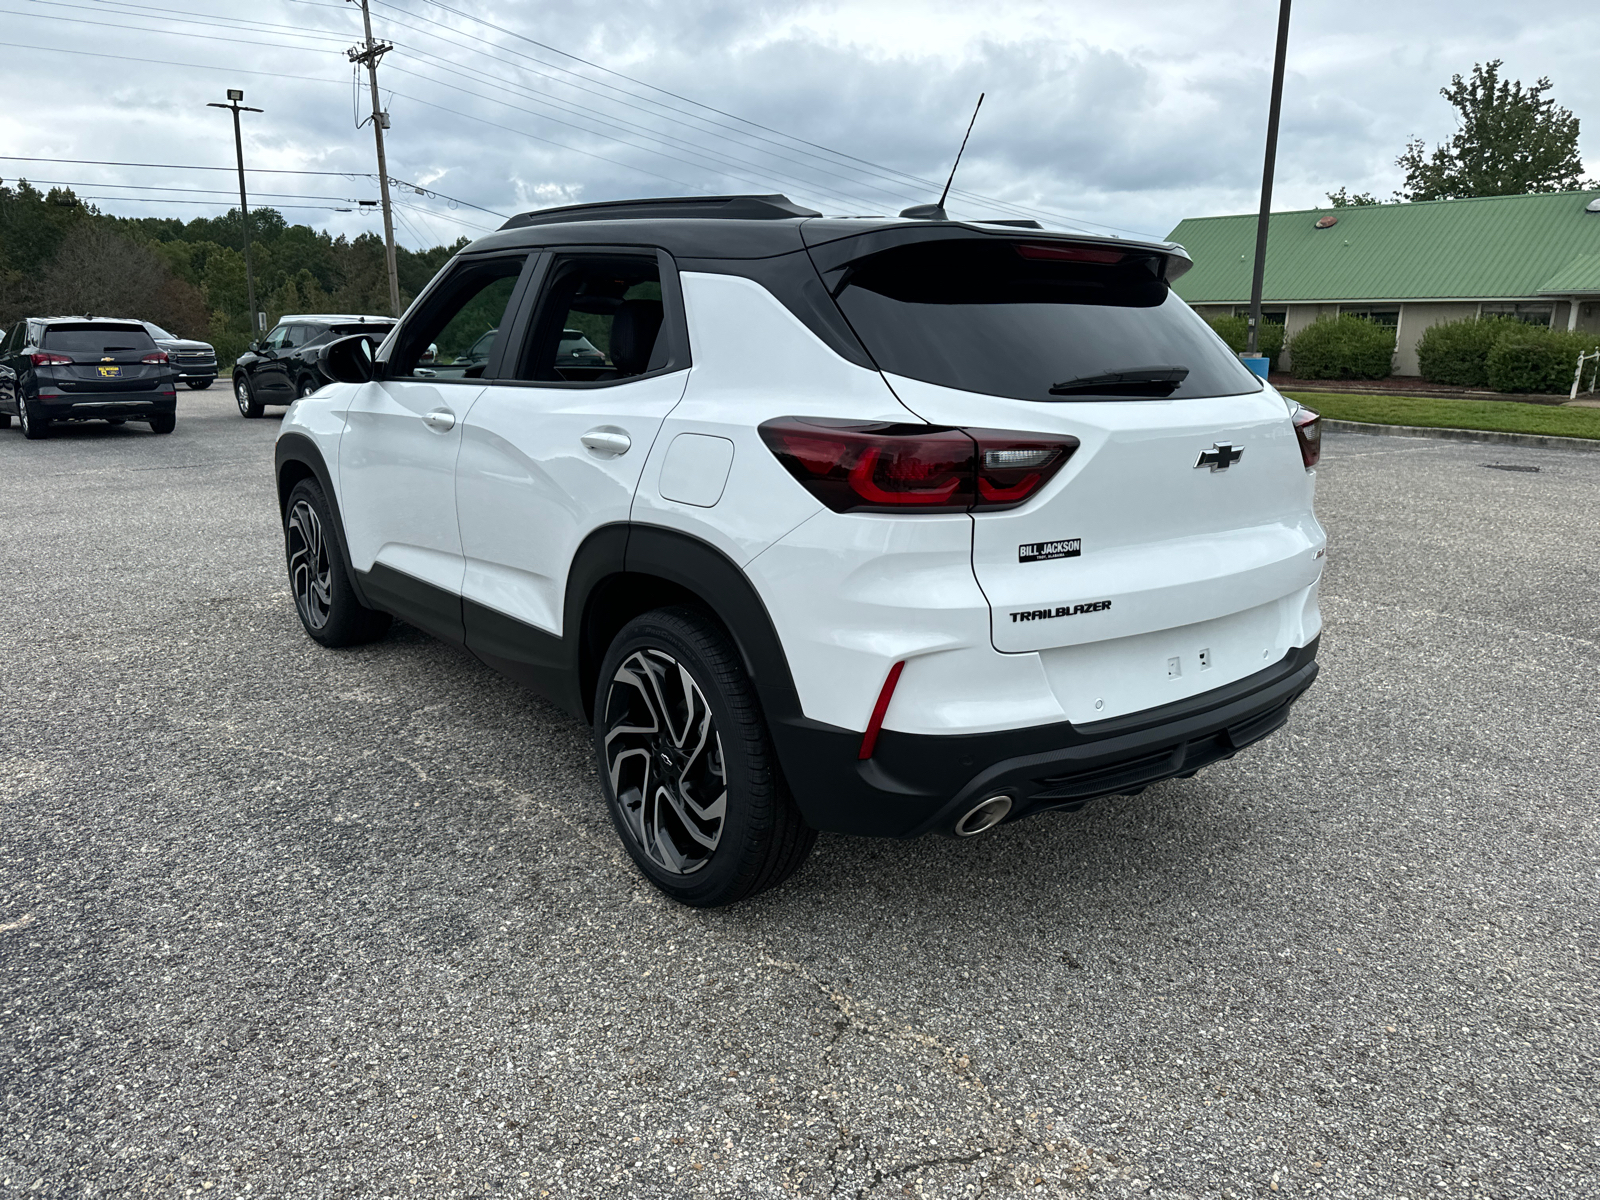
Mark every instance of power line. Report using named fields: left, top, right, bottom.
left=76, top=195, right=363, bottom=212
left=14, top=178, right=371, bottom=203
left=7, top=3, right=356, bottom=53
left=0, top=157, right=501, bottom=217
left=367, top=3, right=918, bottom=212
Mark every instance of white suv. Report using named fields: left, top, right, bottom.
left=274, top=194, right=1326, bottom=907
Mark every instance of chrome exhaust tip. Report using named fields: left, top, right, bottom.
left=954, top=794, right=1013, bottom=837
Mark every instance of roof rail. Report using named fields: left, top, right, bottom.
left=499, top=194, right=822, bottom=231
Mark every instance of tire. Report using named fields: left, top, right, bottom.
left=234, top=373, right=264, bottom=418
left=185, top=379, right=210, bottom=391
left=594, top=606, right=816, bottom=907
left=106, top=418, right=126, bottom=426
left=17, top=394, right=48, bottom=440
left=0, top=413, right=12, bottom=428
left=148, top=413, right=176, bottom=435
left=296, top=375, right=319, bottom=400
left=283, top=478, right=391, bottom=647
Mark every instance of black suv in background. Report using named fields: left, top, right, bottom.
left=0, top=316, right=177, bottom=439
left=142, top=321, right=218, bottom=390
left=232, top=314, right=396, bottom=417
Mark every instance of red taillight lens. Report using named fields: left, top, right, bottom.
left=142, top=350, right=169, bottom=364
left=759, top=419, right=975, bottom=513
left=30, top=352, right=71, bottom=366
left=758, top=418, right=1077, bottom=513
left=1292, top=405, right=1321, bottom=468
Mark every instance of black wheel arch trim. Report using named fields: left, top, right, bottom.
left=273, top=433, right=372, bottom=610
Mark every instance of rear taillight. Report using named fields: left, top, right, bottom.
left=758, top=418, right=1077, bottom=514
left=142, top=350, right=169, bottom=364
left=1292, top=405, right=1321, bottom=468
left=30, top=352, right=71, bottom=366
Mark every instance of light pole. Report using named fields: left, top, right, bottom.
left=208, top=88, right=263, bottom=336
left=1246, top=0, right=1292, bottom=359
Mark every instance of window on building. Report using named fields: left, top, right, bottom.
left=1479, top=303, right=1554, bottom=327
left=1339, top=307, right=1400, bottom=328
left=1232, top=306, right=1287, bottom=325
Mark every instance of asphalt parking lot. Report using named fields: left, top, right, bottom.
left=1, top=387, right=1596, bottom=1199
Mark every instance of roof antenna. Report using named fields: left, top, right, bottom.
left=901, top=93, right=984, bottom=221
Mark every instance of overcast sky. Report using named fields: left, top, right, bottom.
left=3, top=0, right=1596, bottom=249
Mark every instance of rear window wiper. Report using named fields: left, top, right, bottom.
left=1048, top=366, right=1189, bottom=398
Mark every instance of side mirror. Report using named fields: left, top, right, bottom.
left=319, top=334, right=376, bottom=384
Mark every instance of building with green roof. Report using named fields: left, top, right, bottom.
left=1166, top=190, right=1600, bottom=376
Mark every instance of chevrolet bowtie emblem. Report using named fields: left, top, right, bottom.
left=1196, top=443, right=1244, bottom=471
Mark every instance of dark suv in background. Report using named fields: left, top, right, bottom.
left=142, top=321, right=217, bottom=390
left=0, top=316, right=177, bottom=439
left=232, top=313, right=396, bottom=417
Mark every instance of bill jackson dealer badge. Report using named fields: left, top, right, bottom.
left=1018, top=538, right=1081, bottom=563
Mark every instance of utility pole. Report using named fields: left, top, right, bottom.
left=1246, top=0, right=1292, bottom=358
left=207, top=89, right=263, bottom=336
left=348, top=0, right=401, bottom=317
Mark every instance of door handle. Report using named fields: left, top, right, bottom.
left=422, top=408, right=456, bottom=431
left=581, top=428, right=631, bottom=456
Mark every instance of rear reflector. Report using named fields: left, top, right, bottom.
left=1015, top=243, right=1125, bottom=264
left=759, top=418, right=1078, bottom=513
left=1293, top=405, right=1321, bottom=468
left=858, top=660, right=906, bottom=760
left=30, top=352, right=71, bottom=366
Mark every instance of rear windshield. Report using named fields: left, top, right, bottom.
left=831, top=239, right=1261, bottom=401
left=43, top=324, right=154, bottom=355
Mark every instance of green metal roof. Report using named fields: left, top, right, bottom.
left=1537, top=251, right=1600, bottom=296
left=1167, top=190, right=1600, bottom=304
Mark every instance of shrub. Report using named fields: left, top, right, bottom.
left=1285, top=315, right=1396, bottom=380
left=1486, top=325, right=1600, bottom=393
left=1206, top=314, right=1284, bottom=374
left=1415, top=317, right=1515, bottom=387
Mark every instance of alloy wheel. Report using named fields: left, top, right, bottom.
left=602, top=648, right=728, bottom=875
left=286, top=499, right=333, bottom=630
left=17, top=397, right=30, bottom=434
left=234, top=376, right=251, bottom=416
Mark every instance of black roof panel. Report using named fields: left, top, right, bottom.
left=500, top=194, right=821, bottom=230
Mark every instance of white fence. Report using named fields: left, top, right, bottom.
left=1572, top=349, right=1600, bottom=400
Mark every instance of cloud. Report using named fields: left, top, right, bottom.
left=1, top=0, right=1594, bottom=250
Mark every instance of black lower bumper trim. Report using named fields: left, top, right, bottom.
left=771, top=638, right=1319, bottom=838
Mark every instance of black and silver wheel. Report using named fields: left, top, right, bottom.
left=283, top=478, right=391, bottom=647
left=595, top=607, right=815, bottom=907
left=17, top=394, right=48, bottom=440
left=235, top=373, right=263, bottom=418
left=296, top=375, right=319, bottom=400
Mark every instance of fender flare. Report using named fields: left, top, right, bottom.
left=273, top=432, right=372, bottom=610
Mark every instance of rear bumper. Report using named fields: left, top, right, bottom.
left=772, top=638, right=1320, bottom=838
left=36, top=391, right=177, bottom=420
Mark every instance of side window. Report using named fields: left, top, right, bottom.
left=262, top=325, right=290, bottom=351
left=514, top=255, right=665, bottom=383
left=391, top=256, right=526, bottom=381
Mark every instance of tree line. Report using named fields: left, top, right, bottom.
left=0, top=180, right=465, bottom=364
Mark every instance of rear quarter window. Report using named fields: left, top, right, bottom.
left=42, top=323, right=155, bottom=355
left=831, top=239, right=1260, bottom=402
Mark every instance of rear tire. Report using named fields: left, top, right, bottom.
left=235, top=373, right=263, bottom=418
left=594, top=606, right=816, bottom=907
left=0, top=413, right=11, bottom=428
left=148, top=413, right=176, bottom=434
left=18, top=395, right=48, bottom=440
left=283, top=478, right=391, bottom=647
left=296, top=375, right=319, bottom=399
left=185, top=379, right=210, bottom=390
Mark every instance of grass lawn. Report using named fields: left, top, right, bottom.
left=1283, top=391, right=1600, bottom=441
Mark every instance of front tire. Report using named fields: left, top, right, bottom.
left=594, top=607, right=815, bottom=907
left=235, top=373, right=264, bottom=418
left=283, top=478, right=391, bottom=647
left=296, top=375, right=319, bottom=400
left=18, top=395, right=48, bottom=440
